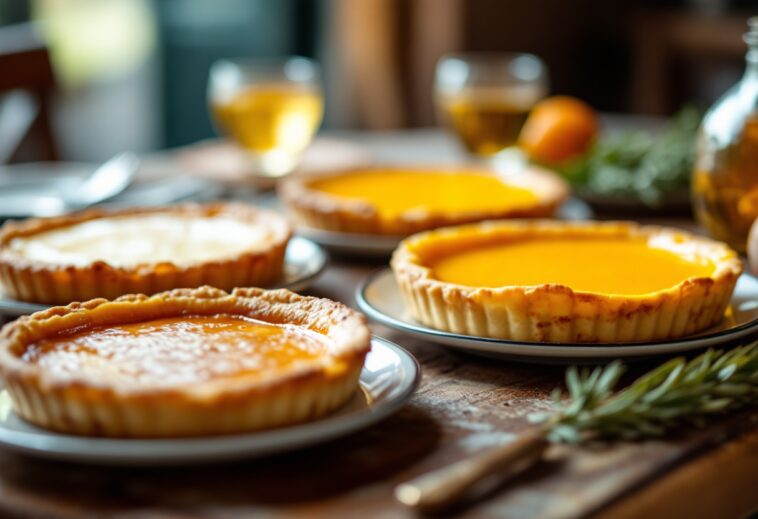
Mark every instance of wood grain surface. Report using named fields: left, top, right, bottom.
left=0, top=257, right=755, bottom=519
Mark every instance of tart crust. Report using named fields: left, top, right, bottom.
left=0, top=203, right=292, bottom=305
left=278, top=166, right=569, bottom=235
left=0, top=286, right=371, bottom=437
left=391, top=220, right=743, bottom=343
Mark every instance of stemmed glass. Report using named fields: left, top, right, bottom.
left=435, top=53, right=548, bottom=157
left=208, top=57, right=324, bottom=178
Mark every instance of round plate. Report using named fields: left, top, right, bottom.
left=0, top=336, right=419, bottom=465
left=574, top=187, right=691, bottom=217
left=0, top=236, right=327, bottom=317
left=0, top=162, right=92, bottom=219
left=296, top=226, right=404, bottom=256
left=258, top=192, right=593, bottom=257
left=356, top=268, right=758, bottom=363
left=255, top=191, right=402, bottom=257
left=0, top=162, right=225, bottom=221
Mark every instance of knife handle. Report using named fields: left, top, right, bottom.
left=394, top=427, right=549, bottom=513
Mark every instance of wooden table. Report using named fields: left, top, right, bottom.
left=1, top=130, right=756, bottom=518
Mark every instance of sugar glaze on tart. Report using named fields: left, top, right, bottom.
left=22, top=315, right=331, bottom=389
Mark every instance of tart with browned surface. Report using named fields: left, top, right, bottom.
left=0, top=203, right=291, bottom=305
left=0, top=286, right=371, bottom=437
left=391, top=220, right=742, bottom=343
left=279, top=166, right=568, bottom=236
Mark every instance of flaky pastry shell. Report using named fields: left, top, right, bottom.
left=0, top=203, right=291, bottom=304
left=0, top=286, right=371, bottom=437
left=391, top=220, right=742, bottom=343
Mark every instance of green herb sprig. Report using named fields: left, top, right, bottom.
left=530, top=343, right=758, bottom=443
left=561, top=107, right=701, bottom=207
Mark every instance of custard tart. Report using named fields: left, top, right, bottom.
left=391, top=220, right=742, bottom=343
left=0, top=286, right=370, bottom=437
left=279, top=166, right=568, bottom=235
left=0, top=203, right=291, bottom=304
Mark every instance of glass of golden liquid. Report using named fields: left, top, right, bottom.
left=435, top=53, right=548, bottom=156
left=208, top=57, right=324, bottom=177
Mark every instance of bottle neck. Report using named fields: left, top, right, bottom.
left=744, top=18, right=758, bottom=78
left=746, top=52, right=758, bottom=77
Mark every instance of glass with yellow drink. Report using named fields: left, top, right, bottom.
left=208, top=57, right=323, bottom=177
left=435, top=53, right=548, bottom=156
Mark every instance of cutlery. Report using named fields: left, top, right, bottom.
left=394, top=426, right=549, bottom=513
left=61, top=152, right=139, bottom=208
left=0, top=153, right=139, bottom=218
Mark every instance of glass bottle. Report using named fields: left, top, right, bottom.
left=692, top=17, right=758, bottom=253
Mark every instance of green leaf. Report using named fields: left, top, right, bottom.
left=544, top=343, right=758, bottom=443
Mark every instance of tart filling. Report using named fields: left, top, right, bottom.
left=308, top=170, right=540, bottom=219
left=22, top=315, right=331, bottom=389
left=278, top=166, right=568, bottom=235
left=8, top=214, right=275, bottom=268
left=0, top=286, right=371, bottom=437
left=391, top=221, right=742, bottom=343
left=428, top=236, right=716, bottom=296
left=0, top=203, right=291, bottom=304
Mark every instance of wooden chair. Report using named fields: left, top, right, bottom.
left=0, top=22, right=58, bottom=164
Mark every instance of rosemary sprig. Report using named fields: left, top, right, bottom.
left=396, top=344, right=758, bottom=511
left=530, top=343, right=758, bottom=443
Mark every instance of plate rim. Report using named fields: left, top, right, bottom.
left=0, top=236, right=328, bottom=317
left=255, top=191, right=403, bottom=255
left=273, top=235, right=329, bottom=292
left=0, top=336, right=420, bottom=465
left=295, top=225, right=403, bottom=254
left=356, top=268, right=758, bottom=358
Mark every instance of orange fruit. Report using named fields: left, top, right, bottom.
left=519, top=96, right=599, bottom=164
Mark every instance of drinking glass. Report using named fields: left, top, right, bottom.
left=208, top=57, right=324, bottom=177
left=435, top=53, right=548, bottom=156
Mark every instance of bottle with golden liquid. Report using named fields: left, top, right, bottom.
left=692, top=18, right=758, bottom=252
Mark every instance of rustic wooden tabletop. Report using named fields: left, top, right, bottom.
left=0, top=129, right=756, bottom=519
left=0, top=257, right=756, bottom=519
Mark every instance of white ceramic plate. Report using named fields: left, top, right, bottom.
left=0, top=336, right=419, bottom=465
left=255, top=192, right=402, bottom=256
left=0, top=236, right=327, bottom=317
left=357, top=268, right=758, bottom=363
left=296, top=226, right=404, bottom=256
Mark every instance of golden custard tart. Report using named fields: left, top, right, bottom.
left=0, top=203, right=291, bottom=305
left=0, top=286, right=371, bottom=437
left=391, top=221, right=742, bottom=343
left=278, top=166, right=568, bottom=235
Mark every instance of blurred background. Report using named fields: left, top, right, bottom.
left=1, top=0, right=755, bottom=163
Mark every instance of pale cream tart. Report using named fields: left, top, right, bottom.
left=0, top=286, right=371, bottom=437
left=391, top=220, right=742, bottom=343
left=278, top=166, right=568, bottom=235
left=0, top=203, right=291, bottom=304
